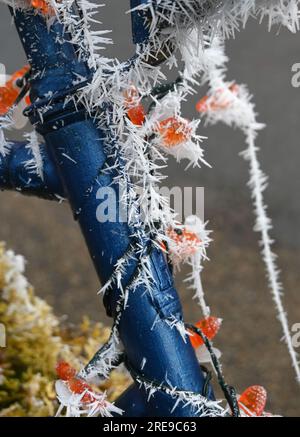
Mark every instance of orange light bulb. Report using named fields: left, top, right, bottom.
left=166, top=227, right=201, bottom=261
left=68, top=377, right=95, bottom=403
left=127, top=105, right=146, bottom=126
left=196, top=84, right=239, bottom=113
left=167, top=227, right=200, bottom=246
left=25, top=95, right=31, bottom=106
left=189, top=316, right=222, bottom=349
left=0, top=66, right=30, bottom=116
left=55, top=361, right=77, bottom=381
left=124, top=86, right=145, bottom=126
left=238, top=385, right=267, bottom=417
left=30, top=0, right=52, bottom=15
left=196, top=95, right=210, bottom=113
left=157, top=117, right=191, bottom=147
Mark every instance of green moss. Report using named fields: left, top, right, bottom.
left=0, top=243, right=131, bottom=417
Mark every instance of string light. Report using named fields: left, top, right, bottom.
left=55, top=360, right=122, bottom=416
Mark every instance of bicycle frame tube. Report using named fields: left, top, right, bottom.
left=9, top=4, right=214, bottom=416
left=0, top=141, right=64, bottom=200
left=130, top=0, right=151, bottom=44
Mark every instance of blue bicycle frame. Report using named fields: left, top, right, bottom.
left=0, top=1, right=214, bottom=417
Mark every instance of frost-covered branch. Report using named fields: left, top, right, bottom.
left=192, top=35, right=300, bottom=383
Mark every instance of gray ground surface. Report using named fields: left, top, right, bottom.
left=1, top=2, right=300, bottom=416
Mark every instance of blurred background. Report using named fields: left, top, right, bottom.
left=0, top=1, right=300, bottom=416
